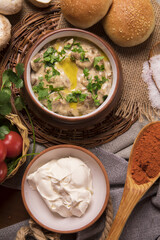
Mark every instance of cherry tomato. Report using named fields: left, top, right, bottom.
left=0, top=140, right=7, bottom=162
left=3, top=131, right=23, bottom=158
left=0, top=161, right=7, bottom=183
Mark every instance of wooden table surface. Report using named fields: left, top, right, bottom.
left=0, top=185, right=29, bottom=229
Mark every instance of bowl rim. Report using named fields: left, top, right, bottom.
left=21, top=144, right=110, bottom=233
left=24, top=28, right=121, bottom=124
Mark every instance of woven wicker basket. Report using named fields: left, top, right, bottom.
left=3, top=113, right=30, bottom=181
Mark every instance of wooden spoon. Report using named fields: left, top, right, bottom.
left=106, top=121, right=160, bottom=240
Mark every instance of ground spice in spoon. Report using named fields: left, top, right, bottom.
left=131, top=122, right=160, bottom=184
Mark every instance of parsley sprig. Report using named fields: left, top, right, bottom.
left=66, top=90, right=87, bottom=103
left=94, top=56, right=105, bottom=71
left=87, top=75, right=108, bottom=106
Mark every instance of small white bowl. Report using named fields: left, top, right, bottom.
left=21, top=145, right=110, bottom=233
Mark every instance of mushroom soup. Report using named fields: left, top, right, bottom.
left=30, top=38, right=113, bottom=117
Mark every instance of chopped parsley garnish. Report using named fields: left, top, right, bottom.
left=83, top=68, right=89, bottom=77
left=80, top=52, right=89, bottom=62
left=64, top=44, right=72, bottom=49
left=33, top=57, right=41, bottom=63
left=59, top=49, right=66, bottom=56
left=66, top=90, right=87, bottom=103
left=48, top=86, right=64, bottom=93
left=86, top=75, right=108, bottom=106
left=43, top=47, right=56, bottom=57
left=32, top=82, right=48, bottom=101
left=94, top=56, right=104, bottom=71
left=38, top=76, right=43, bottom=81
left=47, top=97, right=52, bottom=110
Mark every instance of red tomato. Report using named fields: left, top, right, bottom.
left=0, top=140, right=7, bottom=162
left=0, top=161, right=7, bottom=183
left=3, top=131, right=23, bottom=158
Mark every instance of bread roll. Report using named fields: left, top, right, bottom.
left=0, top=14, right=11, bottom=51
left=0, top=0, right=23, bottom=15
left=103, top=0, right=155, bottom=47
left=60, top=0, right=113, bottom=29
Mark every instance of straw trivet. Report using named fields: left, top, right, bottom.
left=0, top=2, right=138, bottom=148
left=16, top=196, right=113, bottom=240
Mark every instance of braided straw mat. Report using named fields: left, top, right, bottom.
left=15, top=197, right=113, bottom=240
left=0, top=0, right=160, bottom=149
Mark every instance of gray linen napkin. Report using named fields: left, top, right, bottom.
left=0, top=120, right=160, bottom=240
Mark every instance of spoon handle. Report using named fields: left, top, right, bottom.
left=106, top=182, right=142, bottom=240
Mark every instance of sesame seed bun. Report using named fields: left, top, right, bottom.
left=103, top=0, right=155, bottom=47
left=60, top=0, right=113, bottom=29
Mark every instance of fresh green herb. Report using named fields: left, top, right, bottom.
left=48, top=85, right=64, bottom=92
left=16, top=63, right=24, bottom=78
left=45, top=74, right=52, bottom=82
left=33, top=81, right=49, bottom=100
left=47, top=97, right=52, bottom=110
left=43, top=47, right=56, bottom=57
left=52, top=68, right=60, bottom=76
left=80, top=52, right=89, bottom=62
left=0, top=125, right=10, bottom=139
left=0, top=63, right=24, bottom=116
left=73, top=41, right=81, bottom=47
left=59, top=49, right=66, bottom=56
left=64, top=44, right=72, bottom=50
left=66, top=90, right=87, bottom=103
left=33, top=57, right=41, bottom=63
left=71, top=43, right=84, bottom=53
left=94, top=56, right=104, bottom=71
left=103, top=95, right=108, bottom=101
left=86, top=75, right=107, bottom=106
left=38, top=76, right=43, bottom=81
left=83, top=68, right=89, bottom=77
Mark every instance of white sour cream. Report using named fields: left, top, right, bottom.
left=27, top=157, right=93, bottom=218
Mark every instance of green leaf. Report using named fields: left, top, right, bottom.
left=80, top=52, right=89, bottom=62
left=0, top=125, right=10, bottom=139
left=38, top=89, right=49, bottom=100
left=15, top=97, right=25, bottom=111
left=0, top=91, right=10, bottom=104
left=66, top=90, right=87, bottom=103
left=48, top=85, right=64, bottom=92
left=33, top=57, right=41, bottom=63
left=16, top=63, right=24, bottom=78
left=1, top=70, right=12, bottom=89
left=15, top=78, right=23, bottom=88
left=2, top=88, right=11, bottom=96
left=0, top=102, right=12, bottom=115
left=83, top=68, right=89, bottom=77
left=94, top=56, right=104, bottom=67
left=64, top=44, right=72, bottom=50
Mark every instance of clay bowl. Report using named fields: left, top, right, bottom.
left=24, top=28, right=122, bottom=129
left=21, top=145, right=110, bottom=233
